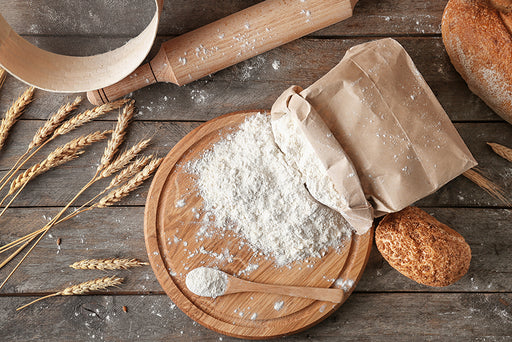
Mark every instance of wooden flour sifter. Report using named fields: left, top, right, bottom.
left=87, top=0, right=359, bottom=105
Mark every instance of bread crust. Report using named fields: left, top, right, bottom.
left=375, top=207, right=471, bottom=287
left=442, top=0, right=512, bottom=124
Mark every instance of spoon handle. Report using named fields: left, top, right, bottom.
left=227, top=278, right=344, bottom=303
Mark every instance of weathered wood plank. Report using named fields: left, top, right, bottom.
left=0, top=120, right=509, bottom=208
left=0, top=37, right=502, bottom=122
left=0, top=208, right=510, bottom=294
left=0, top=293, right=510, bottom=341
left=1, top=0, right=445, bottom=37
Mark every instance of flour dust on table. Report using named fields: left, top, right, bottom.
left=188, top=113, right=352, bottom=266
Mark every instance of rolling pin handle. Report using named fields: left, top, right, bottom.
left=86, top=61, right=161, bottom=105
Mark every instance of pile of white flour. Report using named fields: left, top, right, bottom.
left=188, top=113, right=351, bottom=265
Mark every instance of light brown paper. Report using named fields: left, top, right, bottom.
left=271, top=38, right=477, bottom=234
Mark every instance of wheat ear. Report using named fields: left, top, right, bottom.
left=8, top=130, right=111, bottom=196
left=53, top=98, right=129, bottom=137
left=0, top=87, right=35, bottom=150
left=70, top=258, right=149, bottom=270
left=97, top=100, right=135, bottom=172
left=463, top=169, right=510, bottom=205
left=17, top=276, right=123, bottom=311
left=0, top=156, right=155, bottom=256
left=98, top=139, right=151, bottom=179
left=95, top=157, right=162, bottom=208
left=29, top=97, right=83, bottom=150
left=487, top=142, right=512, bottom=163
left=0, top=68, right=6, bottom=90
left=0, top=97, right=83, bottom=192
left=107, top=155, right=152, bottom=190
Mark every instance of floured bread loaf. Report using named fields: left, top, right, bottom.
left=442, top=0, right=512, bottom=124
left=375, top=207, right=471, bottom=287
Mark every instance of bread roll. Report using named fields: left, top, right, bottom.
left=375, top=207, right=471, bottom=287
left=442, top=0, right=512, bottom=124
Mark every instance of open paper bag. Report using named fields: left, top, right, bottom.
left=271, top=38, right=477, bottom=234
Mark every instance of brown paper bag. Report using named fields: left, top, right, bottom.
left=271, top=38, right=477, bottom=234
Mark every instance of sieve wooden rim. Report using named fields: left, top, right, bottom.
left=0, top=0, right=163, bottom=92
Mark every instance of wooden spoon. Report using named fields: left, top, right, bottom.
left=186, top=267, right=344, bottom=303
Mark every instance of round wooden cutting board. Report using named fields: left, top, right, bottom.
left=144, top=110, right=373, bottom=339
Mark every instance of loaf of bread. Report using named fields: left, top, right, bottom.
left=375, top=207, right=471, bottom=287
left=442, top=0, right=512, bottom=124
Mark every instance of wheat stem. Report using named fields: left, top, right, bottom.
left=0, top=239, right=31, bottom=269
left=463, top=169, right=510, bottom=205
left=0, top=174, right=97, bottom=287
left=16, top=293, right=60, bottom=311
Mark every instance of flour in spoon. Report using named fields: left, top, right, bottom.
left=188, top=113, right=351, bottom=265
left=186, top=267, right=228, bottom=298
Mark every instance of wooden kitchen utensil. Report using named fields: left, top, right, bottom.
left=144, top=110, right=373, bottom=339
left=88, top=0, right=359, bottom=105
left=0, top=0, right=163, bottom=93
left=190, top=268, right=345, bottom=303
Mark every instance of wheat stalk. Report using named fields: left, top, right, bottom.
left=99, top=139, right=151, bottom=179
left=107, top=155, right=152, bottom=190
left=0, top=155, right=161, bottom=284
left=0, top=68, right=6, bottom=89
left=53, top=98, right=128, bottom=137
left=0, top=87, right=35, bottom=150
left=0, top=155, right=157, bottom=256
left=16, top=276, right=123, bottom=311
left=0, top=97, right=83, bottom=192
left=95, top=157, right=162, bottom=208
left=70, top=258, right=148, bottom=270
left=8, top=130, right=111, bottom=196
left=29, top=97, right=83, bottom=150
left=97, top=100, right=135, bottom=172
left=463, top=169, right=510, bottom=205
left=487, top=142, right=512, bottom=163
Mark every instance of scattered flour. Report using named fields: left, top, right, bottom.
left=188, top=114, right=350, bottom=265
left=185, top=267, right=228, bottom=298
left=274, top=300, right=284, bottom=311
left=175, top=199, right=186, bottom=208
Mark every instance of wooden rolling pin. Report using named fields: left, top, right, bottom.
left=87, top=0, right=358, bottom=105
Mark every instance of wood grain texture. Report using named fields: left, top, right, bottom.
left=1, top=293, right=510, bottom=341
left=0, top=121, right=509, bottom=208
left=0, top=37, right=503, bottom=122
left=1, top=0, right=445, bottom=37
left=0, top=208, right=509, bottom=294
left=0, top=0, right=510, bottom=339
left=144, top=111, right=373, bottom=338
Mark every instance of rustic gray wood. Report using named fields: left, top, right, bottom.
left=1, top=293, right=510, bottom=341
left=0, top=208, right=510, bottom=294
left=0, top=37, right=504, bottom=122
left=0, top=120, right=509, bottom=208
left=2, top=0, right=445, bottom=37
left=0, top=0, right=511, bottom=340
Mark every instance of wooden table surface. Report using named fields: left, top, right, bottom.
left=0, top=1, right=511, bottom=341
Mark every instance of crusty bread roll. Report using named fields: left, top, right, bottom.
left=442, top=0, right=512, bottom=124
left=375, top=207, right=471, bottom=287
